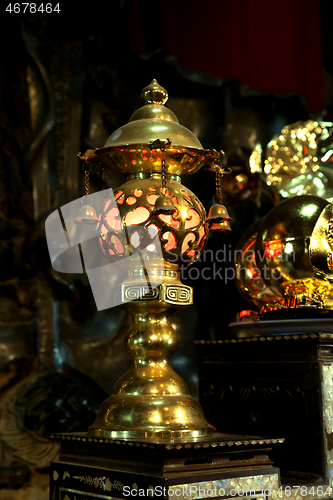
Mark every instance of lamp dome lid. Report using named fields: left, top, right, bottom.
left=103, top=79, right=202, bottom=150
left=80, top=79, right=222, bottom=177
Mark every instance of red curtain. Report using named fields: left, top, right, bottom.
left=136, top=0, right=323, bottom=112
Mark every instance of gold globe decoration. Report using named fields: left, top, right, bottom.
left=255, top=195, right=333, bottom=309
left=264, top=120, right=333, bottom=200
left=80, top=80, right=222, bottom=439
left=235, top=219, right=283, bottom=320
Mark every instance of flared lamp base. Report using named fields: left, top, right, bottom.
left=88, top=394, right=212, bottom=439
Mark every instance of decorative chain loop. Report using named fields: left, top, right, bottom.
left=84, top=170, right=89, bottom=196
left=161, top=157, right=167, bottom=190
left=148, top=138, right=172, bottom=193
left=82, top=161, right=91, bottom=197
left=209, top=163, right=232, bottom=205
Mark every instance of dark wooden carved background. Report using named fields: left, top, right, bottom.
left=0, top=0, right=331, bottom=497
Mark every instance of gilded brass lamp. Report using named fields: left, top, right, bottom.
left=80, top=80, right=222, bottom=439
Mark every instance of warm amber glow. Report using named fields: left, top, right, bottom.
left=194, top=198, right=202, bottom=212
left=114, top=191, right=123, bottom=200
left=198, top=225, right=206, bottom=245
left=130, top=231, right=141, bottom=248
left=147, top=194, right=159, bottom=205
left=158, top=214, right=180, bottom=229
left=329, top=253, right=333, bottom=270
left=152, top=412, right=160, bottom=423
left=160, top=188, right=170, bottom=197
left=264, top=240, right=283, bottom=259
left=148, top=224, right=159, bottom=238
left=99, top=175, right=208, bottom=267
left=124, top=207, right=150, bottom=226
left=141, top=150, right=148, bottom=161
left=181, top=232, right=195, bottom=254
left=162, top=231, right=177, bottom=251
left=110, top=234, right=124, bottom=254
left=100, top=224, right=108, bottom=238
left=106, top=207, right=121, bottom=232
left=185, top=209, right=201, bottom=229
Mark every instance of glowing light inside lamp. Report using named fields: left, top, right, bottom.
left=147, top=194, right=159, bottom=205
left=124, top=207, right=150, bottom=226
left=106, top=207, right=122, bottom=232
left=158, top=214, right=180, bottom=229
left=130, top=231, right=141, bottom=248
left=185, top=209, right=201, bottom=229
left=264, top=241, right=283, bottom=259
left=99, top=178, right=209, bottom=267
left=100, top=224, right=108, bottom=238
left=148, top=224, right=159, bottom=238
left=198, top=225, right=206, bottom=245
left=181, top=233, right=195, bottom=255
left=110, top=234, right=125, bottom=254
left=115, top=191, right=124, bottom=200
left=163, top=231, right=177, bottom=251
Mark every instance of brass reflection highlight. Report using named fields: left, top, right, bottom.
left=235, top=220, right=283, bottom=319
left=255, top=195, right=333, bottom=308
left=264, top=120, right=333, bottom=200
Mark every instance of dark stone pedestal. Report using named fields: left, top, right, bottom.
left=48, top=433, right=282, bottom=499
left=197, top=328, right=333, bottom=493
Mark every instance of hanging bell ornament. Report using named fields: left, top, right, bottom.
left=153, top=195, right=176, bottom=215
left=148, top=139, right=176, bottom=216
left=207, top=159, right=232, bottom=232
left=210, top=219, right=232, bottom=232
left=207, top=203, right=231, bottom=223
left=75, top=162, right=99, bottom=224
left=75, top=200, right=99, bottom=224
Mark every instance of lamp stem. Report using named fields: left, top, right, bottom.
left=88, top=268, right=212, bottom=438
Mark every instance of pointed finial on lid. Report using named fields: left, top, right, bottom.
left=141, top=79, right=168, bottom=105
